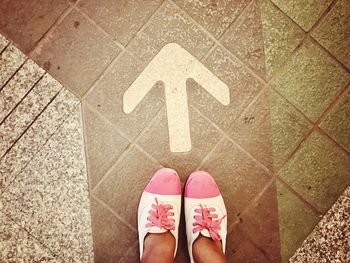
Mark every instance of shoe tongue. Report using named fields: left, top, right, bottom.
left=148, top=226, right=168, bottom=234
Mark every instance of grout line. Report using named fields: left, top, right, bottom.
left=315, top=82, right=350, bottom=126
left=0, top=56, right=29, bottom=93
left=216, top=0, right=255, bottom=40
left=309, top=36, right=350, bottom=73
left=308, top=0, right=339, bottom=34
left=124, top=0, right=169, bottom=50
left=0, top=210, right=62, bottom=259
left=316, top=127, right=350, bottom=157
left=0, top=69, right=46, bottom=126
left=28, top=4, right=76, bottom=57
left=81, top=49, right=125, bottom=100
left=0, top=85, right=63, bottom=160
left=276, top=176, right=323, bottom=216
left=91, top=194, right=137, bottom=233
left=169, top=0, right=267, bottom=84
left=192, top=88, right=272, bottom=174
left=74, top=6, right=125, bottom=51
left=0, top=100, right=81, bottom=197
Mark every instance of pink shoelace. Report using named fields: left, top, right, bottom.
left=146, top=198, right=175, bottom=230
left=193, top=204, right=226, bottom=241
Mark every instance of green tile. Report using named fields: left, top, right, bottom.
left=261, top=0, right=305, bottom=77
left=270, top=90, right=311, bottom=169
left=312, top=0, right=350, bottom=69
left=270, top=0, right=333, bottom=31
left=277, top=182, right=319, bottom=262
left=320, top=90, right=350, bottom=152
left=270, top=39, right=350, bottom=121
left=279, top=132, right=350, bottom=213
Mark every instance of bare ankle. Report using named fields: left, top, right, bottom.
left=192, top=235, right=227, bottom=263
left=142, top=232, right=175, bottom=263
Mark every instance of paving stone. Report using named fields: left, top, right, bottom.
left=0, top=59, right=45, bottom=123
left=270, top=39, right=350, bottom=121
left=320, top=90, right=350, bottom=152
left=221, top=0, right=266, bottom=77
left=78, top=0, right=163, bottom=46
left=279, top=132, right=350, bottom=214
left=0, top=0, right=69, bottom=52
left=0, top=44, right=26, bottom=88
left=187, top=45, right=263, bottom=132
left=0, top=212, right=60, bottom=263
left=93, top=145, right=162, bottom=228
left=260, top=0, right=305, bottom=77
left=0, top=88, right=79, bottom=194
left=226, top=225, right=271, bottom=263
left=137, top=106, right=222, bottom=179
left=290, top=186, right=350, bottom=263
left=0, top=107, right=94, bottom=262
left=312, top=0, right=350, bottom=70
left=173, top=0, right=250, bottom=38
left=269, top=90, right=311, bottom=170
left=0, top=74, right=61, bottom=158
left=270, top=0, right=333, bottom=31
left=228, top=89, right=273, bottom=171
left=126, top=1, right=214, bottom=63
left=31, top=9, right=120, bottom=98
left=240, top=181, right=281, bottom=262
left=0, top=33, right=9, bottom=52
left=276, top=182, right=320, bottom=262
left=90, top=197, right=136, bottom=263
left=85, top=52, right=164, bottom=141
left=199, top=138, right=272, bottom=228
left=82, top=103, right=130, bottom=189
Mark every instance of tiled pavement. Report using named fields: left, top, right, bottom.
left=0, top=0, right=350, bottom=262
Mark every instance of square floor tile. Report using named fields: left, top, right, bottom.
left=173, top=0, right=250, bottom=38
left=137, top=106, right=222, bottom=179
left=279, top=132, right=350, bottom=213
left=78, top=0, right=163, bottom=46
left=276, top=182, right=320, bottom=262
left=320, top=89, right=350, bottom=152
left=240, top=181, right=281, bottom=262
left=0, top=0, right=69, bottom=53
left=221, top=0, right=266, bottom=77
left=260, top=0, right=305, bottom=77
left=90, top=197, right=137, bottom=263
left=270, top=0, right=333, bottom=31
left=226, top=225, right=271, bottom=263
left=84, top=52, right=164, bottom=141
left=199, top=138, right=272, bottom=226
left=31, top=9, right=120, bottom=98
left=93, top=145, right=162, bottom=228
left=312, top=0, right=350, bottom=69
left=82, top=103, right=130, bottom=189
left=187, top=45, right=263, bottom=132
left=269, top=90, right=311, bottom=169
left=126, top=1, right=214, bottom=63
left=270, top=39, right=350, bottom=121
left=228, top=89, right=274, bottom=171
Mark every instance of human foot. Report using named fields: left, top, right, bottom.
left=138, top=168, right=182, bottom=260
left=184, top=171, right=227, bottom=263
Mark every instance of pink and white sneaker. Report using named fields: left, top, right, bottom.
left=185, top=171, right=227, bottom=263
left=138, top=168, right=182, bottom=259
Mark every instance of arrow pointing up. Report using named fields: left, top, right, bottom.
left=123, top=43, right=230, bottom=153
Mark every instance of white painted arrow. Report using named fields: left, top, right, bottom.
left=123, top=43, right=229, bottom=153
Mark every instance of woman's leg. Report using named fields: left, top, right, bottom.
left=141, top=232, right=175, bottom=263
left=192, top=235, right=227, bottom=263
